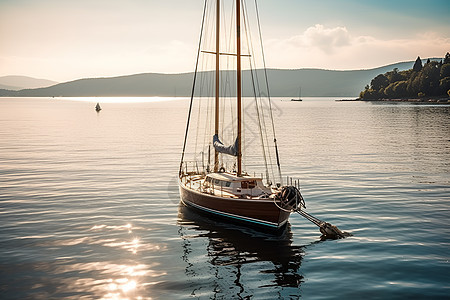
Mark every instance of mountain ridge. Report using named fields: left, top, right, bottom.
left=0, top=75, right=58, bottom=91
left=0, top=59, right=441, bottom=97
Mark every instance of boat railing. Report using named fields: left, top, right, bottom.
left=180, top=161, right=206, bottom=190
left=285, top=176, right=302, bottom=190
left=180, top=161, right=203, bottom=176
left=181, top=162, right=303, bottom=198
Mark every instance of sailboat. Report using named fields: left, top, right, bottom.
left=178, top=0, right=305, bottom=231
left=291, top=86, right=302, bottom=101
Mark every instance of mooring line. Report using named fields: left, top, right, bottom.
left=295, top=209, right=352, bottom=240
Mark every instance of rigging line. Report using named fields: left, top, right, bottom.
left=197, top=1, right=215, bottom=161
left=206, top=3, right=216, bottom=156
left=220, top=1, right=228, bottom=146
left=250, top=68, right=271, bottom=183
left=218, top=0, right=224, bottom=143
left=254, top=0, right=282, bottom=185
left=243, top=0, right=276, bottom=184
left=246, top=1, right=275, bottom=183
left=214, top=1, right=236, bottom=146
left=194, top=53, right=206, bottom=154
left=180, top=0, right=208, bottom=173
left=201, top=2, right=213, bottom=154
left=220, top=74, right=230, bottom=139
left=241, top=0, right=269, bottom=183
left=194, top=56, right=209, bottom=157
left=252, top=39, right=276, bottom=182
left=220, top=1, right=233, bottom=143
left=229, top=0, right=236, bottom=140
left=194, top=68, right=205, bottom=157
left=201, top=36, right=214, bottom=161
left=203, top=73, right=213, bottom=156
left=220, top=77, right=226, bottom=143
left=243, top=27, right=277, bottom=185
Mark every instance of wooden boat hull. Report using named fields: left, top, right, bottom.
left=179, top=180, right=291, bottom=230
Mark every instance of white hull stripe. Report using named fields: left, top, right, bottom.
left=181, top=198, right=285, bottom=229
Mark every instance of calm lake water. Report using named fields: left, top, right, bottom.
left=0, top=97, right=449, bottom=299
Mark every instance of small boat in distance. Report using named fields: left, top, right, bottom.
left=291, top=86, right=302, bottom=101
left=95, top=102, right=102, bottom=112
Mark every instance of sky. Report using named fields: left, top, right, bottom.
left=1, top=0, right=449, bottom=82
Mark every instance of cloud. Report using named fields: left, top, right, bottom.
left=288, top=24, right=351, bottom=54
left=266, top=24, right=450, bottom=70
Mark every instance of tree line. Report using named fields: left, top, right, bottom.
left=359, top=52, right=450, bottom=100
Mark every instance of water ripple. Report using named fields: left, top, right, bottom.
left=1, top=98, right=449, bottom=299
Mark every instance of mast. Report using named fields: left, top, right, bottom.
left=236, top=0, right=242, bottom=176
left=214, top=0, right=220, bottom=173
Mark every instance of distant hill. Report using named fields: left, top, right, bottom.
left=0, top=76, right=58, bottom=91
left=0, top=59, right=440, bottom=97
left=266, top=59, right=441, bottom=97
left=0, top=73, right=194, bottom=97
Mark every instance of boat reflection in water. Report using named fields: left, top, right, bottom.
left=177, top=204, right=304, bottom=297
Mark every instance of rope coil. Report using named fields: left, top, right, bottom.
left=273, top=185, right=305, bottom=212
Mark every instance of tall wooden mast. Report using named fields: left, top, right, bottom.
left=214, top=0, right=220, bottom=172
left=236, top=0, right=242, bottom=176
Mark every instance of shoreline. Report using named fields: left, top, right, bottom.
left=336, top=97, right=450, bottom=104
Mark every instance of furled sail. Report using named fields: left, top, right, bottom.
left=213, top=134, right=238, bottom=157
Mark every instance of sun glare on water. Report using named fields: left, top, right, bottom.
left=59, top=97, right=187, bottom=103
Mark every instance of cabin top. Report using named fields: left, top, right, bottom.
left=206, top=172, right=262, bottom=182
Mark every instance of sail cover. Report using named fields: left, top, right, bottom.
left=213, top=134, right=238, bottom=156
